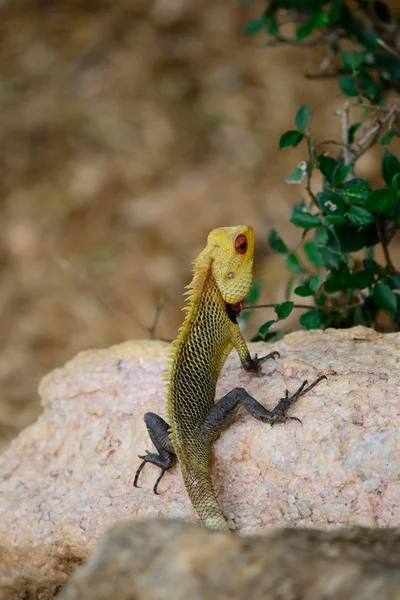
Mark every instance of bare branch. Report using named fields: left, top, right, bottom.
left=334, top=102, right=351, bottom=166
left=316, top=139, right=350, bottom=149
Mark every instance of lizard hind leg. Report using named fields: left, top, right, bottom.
left=133, top=412, right=176, bottom=495
left=201, top=375, right=327, bottom=440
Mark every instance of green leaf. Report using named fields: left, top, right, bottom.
left=242, top=16, right=267, bottom=35
left=279, top=130, right=304, bottom=149
left=328, top=261, right=351, bottom=291
left=274, top=301, right=294, bottom=320
left=268, top=228, right=288, bottom=254
left=266, top=14, right=278, bottom=35
left=240, top=279, right=262, bottom=325
left=315, top=11, right=329, bottom=26
left=326, top=264, right=353, bottom=292
left=290, top=211, right=321, bottom=229
left=286, top=161, right=308, bottom=184
left=348, top=122, right=361, bottom=144
left=264, top=331, right=280, bottom=342
left=318, top=246, right=341, bottom=269
left=286, top=252, right=304, bottom=273
left=296, top=20, right=316, bottom=40
left=245, top=279, right=262, bottom=305
left=329, top=0, right=342, bottom=21
left=303, top=240, right=324, bottom=267
left=364, top=188, right=398, bottom=213
left=357, top=71, right=381, bottom=102
left=251, top=334, right=263, bottom=342
left=382, top=151, right=400, bottom=186
left=317, top=228, right=342, bottom=269
left=373, top=282, right=397, bottom=313
left=341, top=51, right=365, bottom=71
left=294, top=285, right=313, bottom=297
left=335, top=224, right=378, bottom=252
left=295, top=105, right=311, bottom=133
left=309, top=274, right=323, bottom=293
left=352, top=270, right=374, bottom=290
left=317, top=190, right=347, bottom=215
left=363, top=258, right=380, bottom=275
left=325, top=214, right=347, bottom=226
left=338, top=75, right=358, bottom=96
left=391, top=173, right=400, bottom=192
left=347, top=206, right=375, bottom=226
left=285, top=275, right=297, bottom=300
left=319, top=156, right=339, bottom=185
left=342, top=178, right=372, bottom=205
left=333, top=164, right=353, bottom=186
left=315, top=226, right=329, bottom=245
left=389, top=275, right=400, bottom=290
left=299, top=309, right=322, bottom=330
left=324, top=273, right=342, bottom=293
left=258, top=320, right=276, bottom=336
left=353, top=307, right=363, bottom=326
left=316, top=293, right=325, bottom=307
left=381, top=130, right=396, bottom=145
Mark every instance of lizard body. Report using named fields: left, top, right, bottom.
left=134, top=225, right=325, bottom=531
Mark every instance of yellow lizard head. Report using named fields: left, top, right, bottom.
left=196, top=225, right=255, bottom=305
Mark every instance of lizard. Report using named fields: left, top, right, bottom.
left=134, top=225, right=326, bottom=531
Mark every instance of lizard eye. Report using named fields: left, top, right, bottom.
left=235, top=234, right=247, bottom=255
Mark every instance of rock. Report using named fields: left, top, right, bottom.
left=0, top=326, right=399, bottom=598
left=59, top=519, right=400, bottom=600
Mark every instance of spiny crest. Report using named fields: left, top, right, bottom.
left=163, top=243, right=214, bottom=394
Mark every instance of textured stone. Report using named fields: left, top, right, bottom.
left=0, top=327, right=399, bottom=598
left=59, top=519, right=400, bottom=600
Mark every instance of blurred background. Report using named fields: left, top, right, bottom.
left=0, top=0, right=395, bottom=449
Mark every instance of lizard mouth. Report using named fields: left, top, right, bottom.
left=225, top=299, right=244, bottom=324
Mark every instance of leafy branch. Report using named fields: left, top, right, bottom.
left=241, top=0, right=400, bottom=337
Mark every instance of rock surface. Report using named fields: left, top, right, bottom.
left=59, top=519, right=400, bottom=600
left=0, top=326, right=399, bottom=598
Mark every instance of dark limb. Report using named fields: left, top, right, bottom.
left=241, top=351, right=280, bottom=373
left=201, top=375, right=326, bottom=440
left=133, top=412, right=176, bottom=494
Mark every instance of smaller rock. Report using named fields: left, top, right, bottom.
left=59, top=519, right=400, bottom=600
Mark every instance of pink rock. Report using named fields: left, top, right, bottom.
left=0, top=327, right=399, bottom=596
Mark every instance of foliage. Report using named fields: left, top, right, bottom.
left=241, top=0, right=400, bottom=337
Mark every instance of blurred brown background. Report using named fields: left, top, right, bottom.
left=0, top=0, right=394, bottom=448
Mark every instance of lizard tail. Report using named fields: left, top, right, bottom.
left=182, top=468, right=231, bottom=531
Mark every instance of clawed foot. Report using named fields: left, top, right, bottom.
left=246, top=351, right=280, bottom=373
left=133, top=450, right=170, bottom=495
left=271, top=374, right=327, bottom=426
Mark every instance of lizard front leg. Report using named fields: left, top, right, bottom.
left=134, top=413, right=176, bottom=494
left=201, top=376, right=326, bottom=440
left=230, top=323, right=280, bottom=373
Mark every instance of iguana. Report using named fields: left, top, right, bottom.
left=134, top=225, right=325, bottom=531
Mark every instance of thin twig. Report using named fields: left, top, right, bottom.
left=243, top=303, right=314, bottom=311
left=347, top=102, right=400, bottom=113
left=377, top=38, right=400, bottom=60
left=244, top=301, right=364, bottom=312
left=256, top=32, right=327, bottom=48
left=149, top=297, right=165, bottom=340
left=54, top=255, right=148, bottom=332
